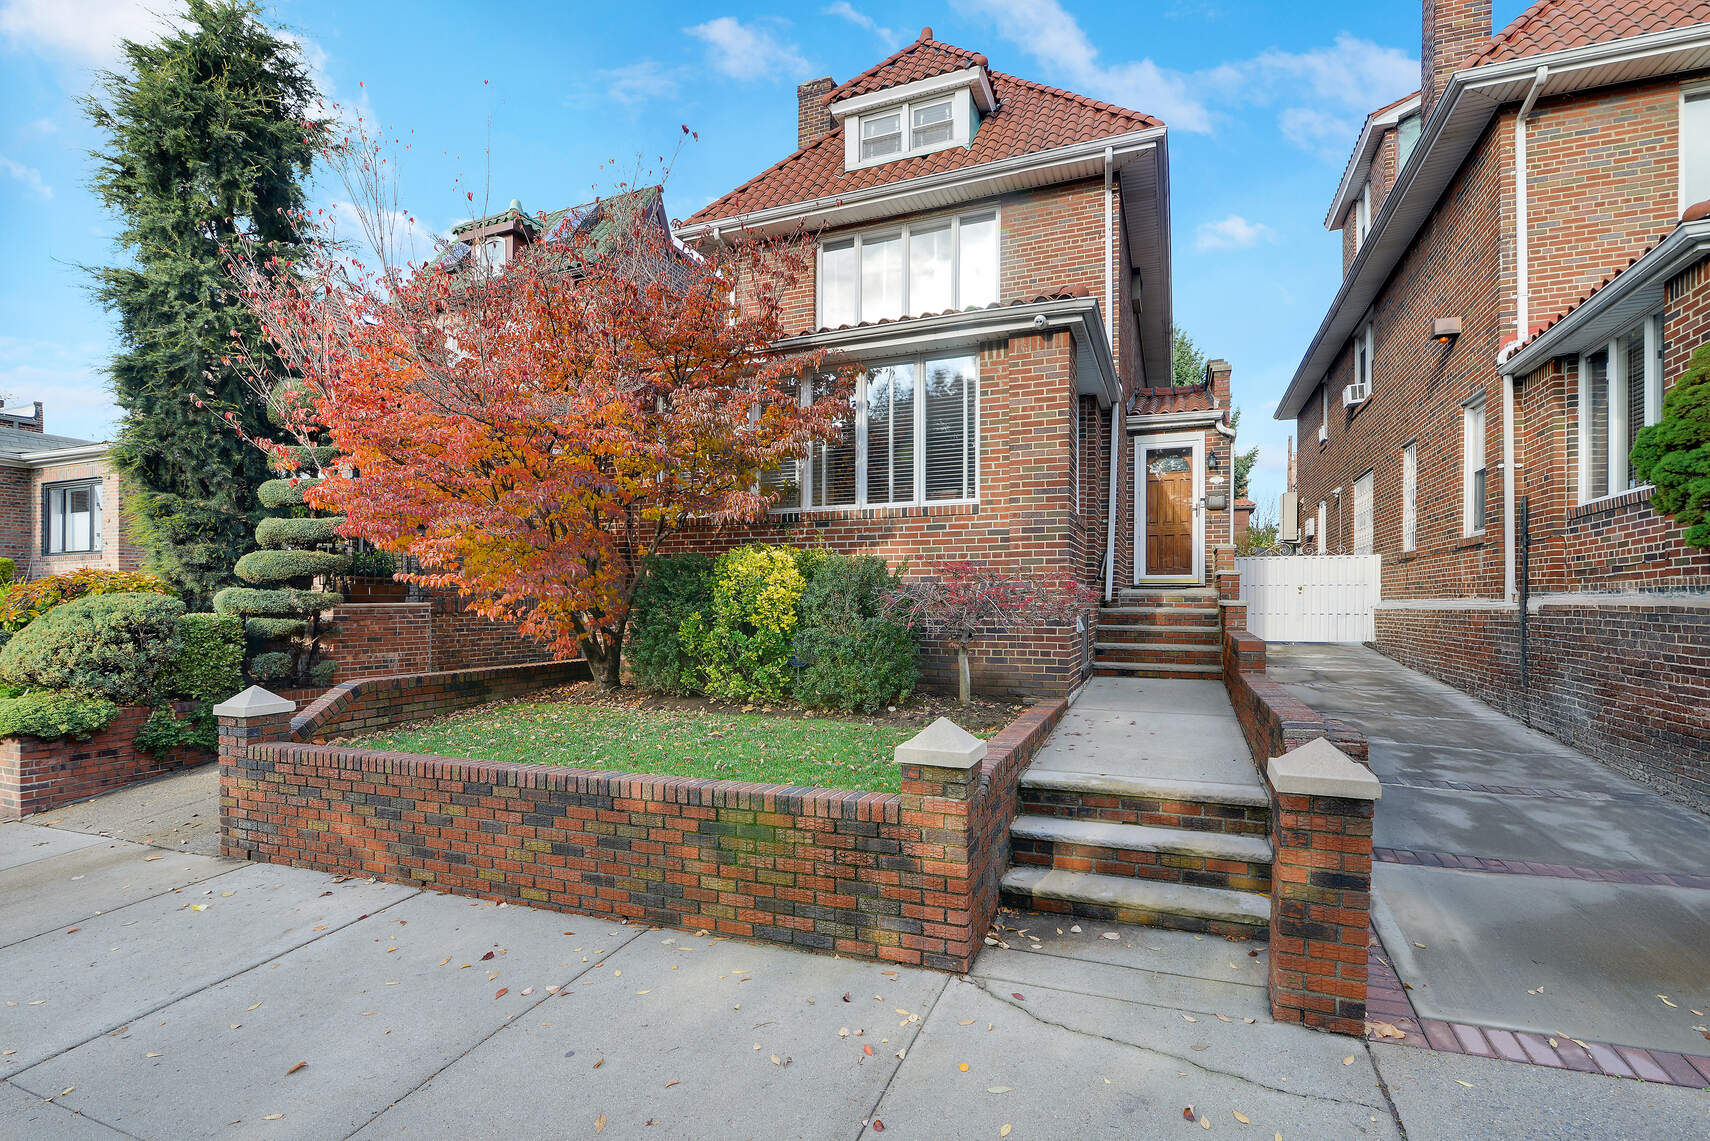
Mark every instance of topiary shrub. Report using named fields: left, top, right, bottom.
left=681, top=544, right=806, bottom=704
left=791, top=554, right=918, bottom=713
left=0, top=691, right=118, bottom=740
left=256, top=477, right=319, bottom=509
left=249, top=651, right=294, bottom=681
left=626, top=554, right=715, bottom=695
left=1632, top=342, right=1710, bottom=548
left=168, top=613, right=245, bottom=704
left=0, top=568, right=175, bottom=634
left=234, top=549, right=349, bottom=582
left=214, top=586, right=342, bottom=617
left=0, top=591, right=185, bottom=704
left=255, top=515, right=346, bottom=549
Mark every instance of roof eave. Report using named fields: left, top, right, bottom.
left=15, top=442, right=110, bottom=466
left=1278, top=23, right=1710, bottom=422
left=1323, top=93, right=1422, bottom=230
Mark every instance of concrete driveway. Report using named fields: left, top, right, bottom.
left=4, top=769, right=1709, bottom=1139
left=1269, top=643, right=1710, bottom=1059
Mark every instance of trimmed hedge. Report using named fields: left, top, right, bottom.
left=626, top=554, right=714, bottom=695
left=0, top=568, right=175, bottom=634
left=682, top=545, right=807, bottom=704
left=255, top=515, right=346, bottom=549
left=234, top=548, right=351, bottom=583
left=0, top=592, right=185, bottom=704
left=244, top=616, right=307, bottom=640
left=256, top=477, right=319, bottom=509
left=214, top=586, right=343, bottom=618
left=169, top=613, right=245, bottom=705
left=0, top=691, right=118, bottom=741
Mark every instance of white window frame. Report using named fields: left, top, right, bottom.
left=1576, top=313, right=1665, bottom=504
left=1352, top=470, right=1374, bottom=555
left=1355, top=179, right=1372, bottom=250
left=1679, top=84, right=1710, bottom=210
left=773, top=354, right=981, bottom=513
left=815, top=208, right=1001, bottom=328
left=1401, top=441, right=1417, bottom=553
left=1316, top=499, right=1328, bottom=554
left=476, top=236, right=507, bottom=277
left=1352, top=321, right=1374, bottom=397
left=1462, top=394, right=1487, bottom=536
left=1318, top=383, right=1329, bottom=443
left=44, top=478, right=103, bottom=555
left=845, top=90, right=976, bottom=171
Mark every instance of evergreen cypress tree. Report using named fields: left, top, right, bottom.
left=85, top=0, right=323, bottom=605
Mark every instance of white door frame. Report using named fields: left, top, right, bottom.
left=1133, top=431, right=1204, bottom=585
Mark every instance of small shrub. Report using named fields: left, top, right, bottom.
left=0, top=568, right=175, bottom=634
left=1632, top=342, right=1710, bottom=548
left=0, top=691, right=118, bottom=740
left=626, top=554, right=715, bottom=695
left=0, top=556, right=14, bottom=584
left=134, top=703, right=217, bottom=755
left=250, top=651, right=294, bottom=681
left=0, top=592, right=185, bottom=704
left=169, top=614, right=245, bottom=704
left=309, top=659, right=337, bottom=686
left=791, top=554, right=917, bottom=712
left=682, top=544, right=806, bottom=704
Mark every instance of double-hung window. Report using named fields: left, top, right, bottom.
left=769, top=354, right=978, bottom=512
left=1682, top=88, right=1710, bottom=207
left=44, top=480, right=102, bottom=554
left=859, top=111, right=904, bottom=162
left=1355, top=180, right=1372, bottom=250
left=1353, top=471, right=1374, bottom=555
left=1401, top=442, right=1417, bottom=553
left=817, top=212, right=999, bottom=327
left=1577, top=313, right=1663, bottom=503
left=1462, top=395, right=1487, bottom=535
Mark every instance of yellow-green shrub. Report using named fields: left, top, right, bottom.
left=681, top=544, right=806, bottom=704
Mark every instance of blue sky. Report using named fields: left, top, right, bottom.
left=0, top=0, right=1532, bottom=512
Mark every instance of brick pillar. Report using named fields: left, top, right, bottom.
left=1265, top=738, right=1381, bottom=1036
left=213, top=686, right=297, bottom=859
left=895, top=717, right=985, bottom=970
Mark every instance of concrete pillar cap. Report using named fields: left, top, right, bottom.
left=894, top=716, right=987, bottom=771
left=212, top=685, right=297, bottom=719
left=1268, top=737, right=1381, bottom=800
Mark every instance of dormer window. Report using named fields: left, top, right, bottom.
left=477, top=236, right=508, bottom=277
left=910, top=99, right=954, bottom=148
left=860, top=111, right=904, bottom=161
left=833, top=67, right=995, bottom=173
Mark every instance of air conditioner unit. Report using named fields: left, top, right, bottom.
left=1303, top=516, right=1316, bottom=539
left=1343, top=382, right=1369, bottom=407
left=1317, top=420, right=1327, bottom=442
left=1280, top=492, right=1299, bottom=542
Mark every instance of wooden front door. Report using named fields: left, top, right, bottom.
left=1145, top=446, right=1195, bottom=577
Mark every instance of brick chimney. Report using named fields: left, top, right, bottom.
left=797, top=77, right=835, bottom=150
left=1421, top=0, right=1492, bottom=119
left=0, top=401, right=44, bottom=433
left=1205, top=359, right=1232, bottom=409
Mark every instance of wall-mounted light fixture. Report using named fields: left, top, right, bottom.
left=1432, top=316, right=1462, bottom=343
left=1206, top=451, right=1221, bottom=471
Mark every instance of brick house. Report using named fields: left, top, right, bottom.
left=1280, top=0, right=1710, bottom=807
left=657, top=28, right=1242, bottom=696
left=0, top=402, right=142, bottom=579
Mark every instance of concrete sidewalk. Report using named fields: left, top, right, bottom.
left=3, top=771, right=1708, bottom=1139
left=1270, top=643, right=1710, bottom=1061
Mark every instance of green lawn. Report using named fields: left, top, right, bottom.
left=338, top=700, right=939, bottom=792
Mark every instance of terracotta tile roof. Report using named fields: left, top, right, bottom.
left=683, top=34, right=1161, bottom=228
left=791, top=286, right=1090, bottom=338
left=1130, top=384, right=1215, bottom=416
left=1469, top=0, right=1710, bottom=66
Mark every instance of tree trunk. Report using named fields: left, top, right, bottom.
left=957, top=647, right=971, bottom=706
left=582, top=634, right=623, bottom=689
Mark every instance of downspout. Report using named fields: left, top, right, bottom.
left=1215, top=418, right=1238, bottom=546
left=1102, top=145, right=1119, bottom=603
left=1507, top=67, right=1545, bottom=604
left=1104, top=405, right=1119, bottom=602
left=1502, top=372, right=1517, bottom=601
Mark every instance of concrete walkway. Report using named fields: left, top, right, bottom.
left=3, top=769, right=1708, bottom=1138
left=1269, top=644, right=1710, bottom=1061
left=1030, top=677, right=1261, bottom=792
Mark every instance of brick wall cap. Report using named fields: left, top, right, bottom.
left=1269, top=737, right=1381, bottom=801
left=213, top=685, right=297, bottom=719
left=895, top=716, right=987, bottom=771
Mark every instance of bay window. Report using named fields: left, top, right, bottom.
left=817, top=211, right=999, bottom=328
left=1577, top=313, right=1663, bottom=503
left=44, top=480, right=102, bottom=554
left=768, top=354, right=978, bottom=511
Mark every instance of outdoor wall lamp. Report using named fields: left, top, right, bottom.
left=1206, top=451, right=1220, bottom=470
left=1432, top=316, right=1462, bottom=343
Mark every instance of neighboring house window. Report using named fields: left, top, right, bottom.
left=44, top=480, right=102, bottom=554
left=1352, top=471, right=1374, bottom=555
left=1350, top=321, right=1374, bottom=401
left=1401, top=441, right=1417, bottom=553
left=477, top=237, right=507, bottom=276
left=1682, top=88, right=1710, bottom=206
left=776, top=354, right=978, bottom=511
left=1462, top=395, right=1487, bottom=535
left=1354, top=179, right=1372, bottom=250
left=1396, top=111, right=1422, bottom=169
left=1318, top=383, right=1329, bottom=443
left=817, top=212, right=999, bottom=327
left=1578, top=314, right=1664, bottom=501
left=1316, top=499, right=1328, bottom=554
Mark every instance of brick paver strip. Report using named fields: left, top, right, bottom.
left=1373, top=846, right=1710, bottom=890
left=1379, top=775, right=1659, bottom=801
left=1366, top=928, right=1710, bottom=1089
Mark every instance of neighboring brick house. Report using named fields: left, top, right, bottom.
left=658, top=29, right=1242, bottom=696
left=0, top=402, right=142, bottom=579
left=1280, top=0, right=1710, bottom=807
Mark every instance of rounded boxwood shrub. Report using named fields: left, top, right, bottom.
left=626, top=554, right=715, bottom=695
left=249, top=651, right=294, bottom=681
left=169, top=613, right=245, bottom=705
left=234, top=548, right=351, bottom=583
left=0, top=691, right=118, bottom=740
left=255, top=515, right=346, bottom=549
left=256, top=477, right=319, bottom=509
left=243, top=616, right=307, bottom=640
left=0, top=591, right=185, bottom=704
left=214, top=586, right=342, bottom=618
left=681, top=544, right=806, bottom=704
left=791, top=554, right=918, bottom=712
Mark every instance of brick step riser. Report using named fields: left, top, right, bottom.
left=1106, top=598, right=1219, bottom=610
left=1019, top=790, right=1270, bottom=837
left=1010, top=836, right=1272, bottom=894
left=1094, top=627, right=1221, bottom=645
left=1092, top=665, right=1222, bottom=679
left=999, top=888, right=1269, bottom=940
left=1094, top=647, right=1220, bottom=665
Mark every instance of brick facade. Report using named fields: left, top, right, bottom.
left=320, top=594, right=555, bottom=682
left=1, top=701, right=212, bottom=821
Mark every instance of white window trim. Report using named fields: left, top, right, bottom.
left=1401, top=440, right=1418, bottom=554
left=1354, top=321, right=1374, bottom=392
left=1318, top=383, right=1329, bottom=443
left=1576, top=313, right=1665, bottom=505
left=1462, top=394, right=1487, bottom=536
left=44, top=478, right=103, bottom=555
left=1132, top=431, right=1206, bottom=584
left=1316, top=499, right=1328, bottom=554
left=815, top=206, right=1001, bottom=329
left=1355, top=179, right=1372, bottom=250
left=772, top=354, right=981, bottom=514
left=1679, top=83, right=1710, bottom=211
left=845, top=89, right=976, bottom=172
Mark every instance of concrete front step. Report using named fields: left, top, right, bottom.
left=1095, top=625, right=1221, bottom=645
left=1009, top=815, right=1273, bottom=893
left=1000, top=865, right=1270, bottom=936
left=1010, top=814, right=1273, bottom=864
left=1019, top=769, right=1269, bottom=836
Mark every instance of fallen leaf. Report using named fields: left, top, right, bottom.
left=1011, top=993, right=1025, bottom=1002
left=286, top=1061, right=307, bottom=1075
left=64, top=927, right=78, bottom=935
left=1234, top=1110, right=1251, bottom=1124
left=863, top=1044, right=874, bottom=1056
left=592, top=1058, right=604, bottom=1069
left=1001, top=1126, right=1012, bottom=1138
left=439, top=957, right=451, bottom=966
left=636, top=989, right=652, bottom=995
left=144, top=855, right=164, bottom=862
left=247, top=1002, right=264, bottom=1012
left=58, top=1087, right=73, bottom=1097
left=1192, top=1044, right=1210, bottom=1052
left=1215, top=1014, right=1233, bottom=1023
left=771, top=1054, right=782, bottom=1065
left=262, top=1113, right=283, bottom=1121
left=842, top=993, right=851, bottom=1002
left=665, top=1080, right=679, bottom=1088
left=959, top=1063, right=970, bottom=1072
left=1342, top=1056, right=1355, bottom=1065
left=495, top=988, right=508, bottom=1000
left=481, top=951, right=495, bottom=961
left=521, top=987, right=534, bottom=997
left=871, top=1121, right=885, bottom=1132
left=1365, top=1021, right=1406, bottom=1040
left=1201, top=1117, right=1211, bottom=1130
left=1183, top=1107, right=1196, bottom=1122
left=987, top=1086, right=1012, bottom=1094
left=146, top=1052, right=163, bottom=1058
left=1182, top=1015, right=1198, bottom=1023
left=959, top=1019, right=975, bottom=1025
left=594, top=1115, right=606, bottom=1134
left=1659, top=995, right=1678, bottom=1008
left=1455, top=1080, right=1474, bottom=1088
left=1101, top=932, right=1120, bottom=941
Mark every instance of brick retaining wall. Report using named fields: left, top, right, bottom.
left=2, top=701, right=212, bottom=820
left=291, top=660, right=590, bottom=741
left=321, top=596, right=554, bottom=682
left=1375, top=597, right=1710, bottom=812
left=219, top=665, right=1065, bottom=970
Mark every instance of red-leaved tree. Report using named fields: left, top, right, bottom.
left=227, top=124, right=857, bottom=687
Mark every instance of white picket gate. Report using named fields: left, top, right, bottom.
left=1234, top=555, right=1382, bottom=643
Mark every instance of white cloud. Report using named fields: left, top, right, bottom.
left=1241, top=34, right=1419, bottom=115
left=685, top=16, right=809, bottom=82
left=0, top=336, right=117, bottom=442
left=956, top=0, right=1211, bottom=132
left=1195, top=214, right=1276, bottom=252
left=25, top=117, right=57, bottom=134
left=0, top=0, right=184, bottom=65
left=600, top=59, right=681, bottom=106
left=823, top=2, right=904, bottom=51
left=1278, top=107, right=1357, bottom=163
left=0, top=155, right=52, bottom=199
